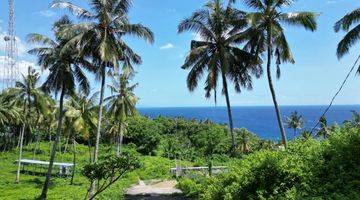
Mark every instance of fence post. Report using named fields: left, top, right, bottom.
left=176, top=159, right=181, bottom=177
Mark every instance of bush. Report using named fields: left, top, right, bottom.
left=182, top=125, right=360, bottom=199
left=125, top=115, right=162, bottom=155
left=177, top=177, right=207, bottom=198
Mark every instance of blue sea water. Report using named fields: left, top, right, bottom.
left=138, top=105, right=360, bottom=140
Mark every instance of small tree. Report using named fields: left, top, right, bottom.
left=82, top=152, right=140, bottom=200
left=317, top=116, right=330, bottom=139
left=105, top=70, right=138, bottom=156
left=285, top=111, right=304, bottom=137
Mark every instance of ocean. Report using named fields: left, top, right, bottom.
left=138, top=105, right=360, bottom=140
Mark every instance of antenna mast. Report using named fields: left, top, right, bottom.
left=2, top=0, right=19, bottom=89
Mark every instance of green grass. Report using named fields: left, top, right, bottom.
left=0, top=142, right=186, bottom=200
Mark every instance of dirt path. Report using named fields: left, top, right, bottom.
left=126, top=180, right=182, bottom=196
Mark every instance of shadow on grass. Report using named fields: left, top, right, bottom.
left=24, top=177, right=43, bottom=188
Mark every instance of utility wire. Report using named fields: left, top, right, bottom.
left=310, top=55, right=360, bottom=135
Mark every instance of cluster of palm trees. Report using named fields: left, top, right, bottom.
left=180, top=0, right=359, bottom=153
left=179, top=0, right=318, bottom=152
left=0, top=0, right=358, bottom=199
left=0, top=0, right=152, bottom=199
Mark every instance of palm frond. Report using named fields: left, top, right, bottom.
left=334, top=8, right=360, bottom=32
left=52, top=0, right=94, bottom=20
left=243, top=0, right=264, bottom=10
left=337, top=24, right=360, bottom=58
left=26, top=33, right=57, bottom=47
left=280, top=12, right=318, bottom=31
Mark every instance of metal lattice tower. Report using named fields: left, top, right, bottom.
left=2, top=0, right=19, bottom=89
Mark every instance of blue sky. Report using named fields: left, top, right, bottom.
left=0, top=0, right=359, bottom=107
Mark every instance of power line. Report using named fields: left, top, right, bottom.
left=310, top=55, right=360, bottom=135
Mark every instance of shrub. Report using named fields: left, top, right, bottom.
left=182, top=125, right=360, bottom=199
left=177, top=177, right=206, bottom=198
left=125, top=115, right=162, bottom=155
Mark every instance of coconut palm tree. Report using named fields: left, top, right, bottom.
left=65, top=93, right=98, bottom=184
left=7, top=66, right=49, bottom=183
left=105, top=69, right=138, bottom=156
left=27, top=17, right=92, bottom=199
left=8, top=66, right=47, bottom=142
left=317, top=116, right=330, bottom=139
left=235, top=128, right=253, bottom=153
left=334, top=8, right=360, bottom=59
left=51, top=2, right=154, bottom=194
left=300, top=130, right=312, bottom=141
left=242, top=0, right=318, bottom=148
left=285, top=111, right=304, bottom=137
left=349, top=111, right=360, bottom=128
left=178, top=0, right=261, bottom=155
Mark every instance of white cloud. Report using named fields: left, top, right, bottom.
left=0, top=29, right=30, bottom=57
left=38, top=10, right=56, bottom=18
left=326, top=0, right=344, bottom=4
left=0, top=56, right=39, bottom=80
left=160, top=43, right=174, bottom=50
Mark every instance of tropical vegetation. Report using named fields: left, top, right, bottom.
left=0, top=0, right=358, bottom=200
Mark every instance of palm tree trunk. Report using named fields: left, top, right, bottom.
left=32, top=133, right=40, bottom=160
left=15, top=124, right=25, bottom=183
left=70, top=133, right=76, bottom=185
left=16, top=130, right=21, bottom=149
left=32, top=108, right=41, bottom=160
left=116, top=122, right=124, bottom=156
left=90, top=66, right=106, bottom=198
left=40, top=86, right=66, bottom=200
left=221, top=72, right=237, bottom=156
left=266, top=27, right=287, bottom=148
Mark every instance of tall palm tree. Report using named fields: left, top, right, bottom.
left=52, top=1, right=154, bottom=195
left=285, top=111, right=304, bottom=137
left=105, top=69, right=138, bottom=156
left=8, top=66, right=48, bottom=183
left=178, top=0, right=261, bottom=155
left=65, top=93, right=98, bottom=184
left=334, top=8, right=360, bottom=59
left=242, top=0, right=318, bottom=147
left=27, top=17, right=92, bottom=200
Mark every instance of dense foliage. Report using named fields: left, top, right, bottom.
left=0, top=0, right=358, bottom=199
left=178, top=123, right=360, bottom=199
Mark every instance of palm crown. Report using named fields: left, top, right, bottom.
left=334, top=8, right=360, bottom=59
left=105, top=70, right=138, bottom=122
left=178, top=0, right=262, bottom=155
left=27, top=16, right=92, bottom=96
left=178, top=0, right=261, bottom=101
left=52, top=0, right=154, bottom=72
left=244, top=0, right=318, bottom=77
left=65, top=93, right=98, bottom=140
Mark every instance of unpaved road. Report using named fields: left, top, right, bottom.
left=126, top=180, right=182, bottom=196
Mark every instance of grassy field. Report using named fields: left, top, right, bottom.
left=0, top=142, right=184, bottom=200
